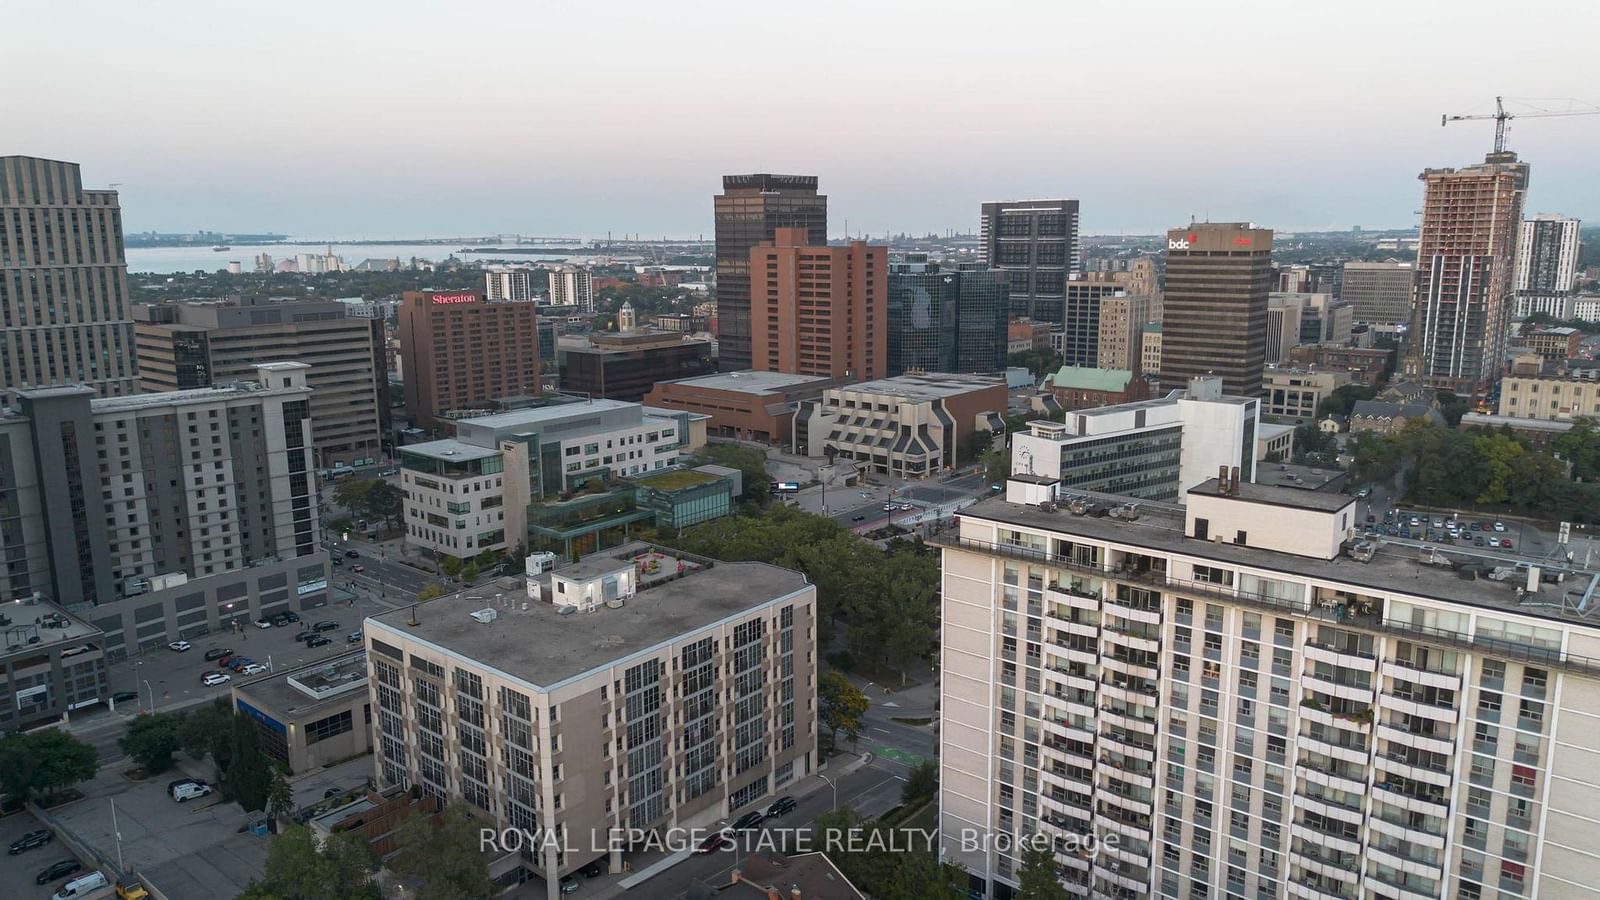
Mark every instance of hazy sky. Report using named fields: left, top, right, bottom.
left=9, top=0, right=1599, bottom=238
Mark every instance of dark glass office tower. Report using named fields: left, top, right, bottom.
left=979, top=199, right=1080, bottom=323
left=713, top=174, right=827, bottom=372
left=886, top=258, right=1009, bottom=375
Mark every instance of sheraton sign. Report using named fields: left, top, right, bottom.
left=430, top=293, right=478, bottom=305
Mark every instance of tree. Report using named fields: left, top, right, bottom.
left=1016, top=842, right=1071, bottom=900
left=391, top=804, right=492, bottom=900
left=267, top=770, right=296, bottom=821
left=120, top=712, right=182, bottom=774
left=440, top=556, right=463, bottom=578
left=980, top=448, right=1009, bottom=489
left=459, top=562, right=480, bottom=586
left=814, top=806, right=964, bottom=900
left=366, top=481, right=404, bottom=531
left=327, top=517, right=353, bottom=537
left=250, top=822, right=378, bottom=900
left=418, top=583, right=447, bottom=602
left=1434, top=390, right=1470, bottom=427
left=692, top=444, right=771, bottom=504
left=1316, top=384, right=1376, bottom=418
left=179, top=699, right=235, bottom=765
left=225, top=713, right=274, bottom=812
left=0, top=729, right=96, bottom=801
left=1291, top=423, right=1336, bottom=461
left=902, top=759, right=938, bottom=807
left=1553, top=417, right=1600, bottom=481
left=818, top=672, right=869, bottom=750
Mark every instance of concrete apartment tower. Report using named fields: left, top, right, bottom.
left=1406, top=153, right=1529, bottom=398
left=714, top=175, right=827, bottom=372
left=0, top=156, right=138, bottom=396
left=1160, top=223, right=1274, bottom=398
left=1342, top=261, right=1414, bottom=334
left=748, top=227, right=886, bottom=381
left=980, top=199, right=1082, bottom=323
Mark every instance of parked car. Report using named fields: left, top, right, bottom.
left=344, top=549, right=360, bottom=558
left=1493, top=521, right=1507, bottom=532
left=306, top=635, right=332, bottom=648
left=351, top=564, right=366, bottom=574
left=294, top=630, right=319, bottom=643
left=693, top=828, right=735, bottom=855
left=203, top=647, right=233, bottom=661
left=114, top=880, right=150, bottom=900
left=731, top=811, right=765, bottom=831
left=313, top=621, right=340, bottom=632
left=560, top=877, right=581, bottom=894
left=9, top=828, right=53, bottom=854
left=1501, top=539, right=1515, bottom=550
left=171, top=781, right=213, bottom=802
left=577, top=860, right=606, bottom=878
left=1356, top=488, right=1370, bottom=499
left=240, top=664, right=269, bottom=675
left=167, top=640, right=192, bottom=652
left=36, top=858, right=82, bottom=885
left=227, top=658, right=254, bottom=671
left=851, top=515, right=866, bottom=522
left=202, top=671, right=231, bottom=686
left=764, top=796, right=797, bottom=819
left=111, top=690, right=138, bottom=704
left=52, top=870, right=108, bottom=900
left=347, top=630, right=363, bottom=643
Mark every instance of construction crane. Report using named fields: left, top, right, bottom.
left=1442, top=96, right=1600, bottom=155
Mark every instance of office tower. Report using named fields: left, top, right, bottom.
left=485, top=268, right=534, bottom=302
left=1160, top=223, right=1273, bottom=398
left=398, top=290, right=541, bottom=430
left=714, top=175, right=828, bottom=371
left=1265, top=298, right=1303, bottom=364
left=1407, top=154, right=1529, bottom=397
left=365, top=543, right=817, bottom=896
left=795, top=373, right=1008, bottom=477
left=980, top=199, right=1082, bottom=323
left=1062, top=281, right=1126, bottom=367
left=938, top=470, right=1600, bottom=900
left=548, top=266, right=595, bottom=311
left=1342, top=261, right=1414, bottom=332
left=1516, top=214, right=1581, bottom=293
left=748, top=228, right=885, bottom=380
left=886, top=257, right=1009, bottom=375
left=134, top=297, right=385, bottom=468
left=1276, top=264, right=1312, bottom=293
left=0, top=362, right=328, bottom=652
left=1140, top=324, right=1163, bottom=378
left=0, top=156, right=138, bottom=396
left=1097, top=293, right=1151, bottom=372
left=560, top=331, right=714, bottom=402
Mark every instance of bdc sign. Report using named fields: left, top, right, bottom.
left=1168, top=232, right=1198, bottom=251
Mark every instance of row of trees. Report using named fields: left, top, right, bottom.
left=666, top=505, right=940, bottom=682
left=120, top=699, right=293, bottom=816
left=239, top=804, right=492, bottom=900
left=0, top=728, right=97, bottom=804
left=1348, top=419, right=1600, bottom=523
left=331, top=479, right=404, bottom=533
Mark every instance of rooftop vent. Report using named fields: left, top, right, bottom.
left=469, top=608, right=498, bottom=624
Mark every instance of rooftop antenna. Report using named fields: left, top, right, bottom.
left=408, top=604, right=418, bottom=626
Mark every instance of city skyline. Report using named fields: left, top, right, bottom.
left=8, top=1, right=1600, bottom=237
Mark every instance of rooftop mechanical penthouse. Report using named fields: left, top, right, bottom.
left=936, top=469, right=1600, bottom=900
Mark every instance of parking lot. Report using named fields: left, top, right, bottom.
left=0, top=810, right=94, bottom=900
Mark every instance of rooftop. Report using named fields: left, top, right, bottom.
left=633, top=468, right=721, bottom=491
left=1043, top=367, right=1136, bottom=393
left=235, top=651, right=368, bottom=716
left=455, top=398, right=641, bottom=431
left=399, top=439, right=502, bottom=462
left=1188, top=476, right=1354, bottom=512
left=660, top=371, right=835, bottom=396
left=953, top=495, right=1600, bottom=629
left=367, top=543, right=810, bottom=689
left=831, top=372, right=1006, bottom=402
left=1, top=598, right=102, bottom=657
left=1252, top=463, right=1346, bottom=492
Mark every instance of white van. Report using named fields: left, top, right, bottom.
left=53, top=871, right=107, bottom=899
left=171, top=781, right=213, bottom=802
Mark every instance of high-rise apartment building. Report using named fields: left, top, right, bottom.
left=937, top=472, right=1600, bottom=900
left=1265, top=298, right=1303, bottom=365
left=365, top=542, right=817, bottom=899
left=886, top=256, right=1010, bottom=375
left=1515, top=214, right=1581, bottom=294
left=748, top=228, right=885, bottom=381
left=1097, top=293, right=1152, bottom=373
left=981, top=199, right=1082, bottom=323
left=486, top=268, right=534, bottom=302
left=548, top=266, right=594, bottom=311
left=1062, top=281, right=1125, bottom=368
left=1407, top=154, right=1529, bottom=397
left=0, top=362, right=328, bottom=654
left=1342, top=261, right=1414, bottom=332
left=398, top=290, right=541, bottom=430
left=134, top=297, right=385, bottom=468
left=1160, top=223, right=1273, bottom=398
left=0, top=156, right=138, bottom=396
left=714, top=175, right=827, bottom=371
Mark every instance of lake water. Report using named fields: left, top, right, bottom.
left=125, top=242, right=573, bottom=274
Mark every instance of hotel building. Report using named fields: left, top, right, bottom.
left=398, top=290, right=542, bottom=430
left=937, top=470, right=1600, bottom=899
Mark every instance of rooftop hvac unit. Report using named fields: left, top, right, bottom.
left=469, top=608, right=498, bottom=624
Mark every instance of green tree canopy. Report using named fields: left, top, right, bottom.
left=819, top=672, right=869, bottom=750
left=391, top=804, right=493, bottom=900
left=1016, top=841, right=1071, bottom=900
left=691, top=444, right=771, bottom=503
left=418, top=583, right=448, bottom=601
left=902, top=758, right=938, bottom=807
left=225, top=712, right=274, bottom=812
left=245, top=822, right=378, bottom=900
left=120, top=712, right=182, bottom=774
left=0, top=728, right=97, bottom=801
left=1316, top=383, right=1376, bottom=418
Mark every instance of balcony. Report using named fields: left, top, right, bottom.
left=1375, top=751, right=1452, bottom=789
left=1042, top=665, right=1099, bottom=695
left=1300, top=670, right=1376, bottom=703
left=1379, top=690, right=1457, bottom=723
left=1101, top=654, right=1160, bottom=681
left=1298, top=728, right=1371, bottom=766
left=1099, top=727, right=1156, bottom=760
left=1043, top=716, right=1096, bottom=745
left=1296, top=759, right=1367, bottom=795
left=1371, top=784, right=1449, bottom=822
left=1049, top=612, right=1101, bottom=638
left=1366, top=843, right=1443, bottom=883
left=1304, top=639, right=1378, bottom=673
left=1375, top=721, right=1453, bottom=757
left=1286, top=877, right=1358, bottom=900
left=1299, top=699, right=1374, bottom=734
left=1102, top=623, right=1161, bottom=653
left=1291, top=820, right=1363, bottom=857
left=1292, top=790, right=1365, bottom=827
left=1095, top=785, right=1154, bottom=818
left=1046, top=585, right=1101, bottom=612
left=1363, top=866, right=1441, bottom=900
left=1098, top=706, right=1158, bottom=735
left=1381, top=657, right=1460, bottom=691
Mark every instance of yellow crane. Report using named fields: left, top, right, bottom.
left=1442, top=96, right=1600, bottom=154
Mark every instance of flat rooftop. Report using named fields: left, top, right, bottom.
left=633, top=468, right=721, bottom=490
left=956, top=496, right=1600, bottom=627
left=833, top=373, right=1005, bottom=402
left=1189, top=477, right=1354, bottom=512
left=399, top=438, right=501, bottom=462
left=235, top=651, right=368, bottom=717
left=661, top=371, right=834, bottom=395
left=1, top=598, right=102, bottom=656
left=368, top=544, right=810, bottom=689
left=456, top=398, right=639, bottom=430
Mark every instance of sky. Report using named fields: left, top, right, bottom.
left=8, top=0, right=1600, bottom=239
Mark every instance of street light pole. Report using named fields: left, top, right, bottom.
left=818, top=773, right=838, bottom=812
